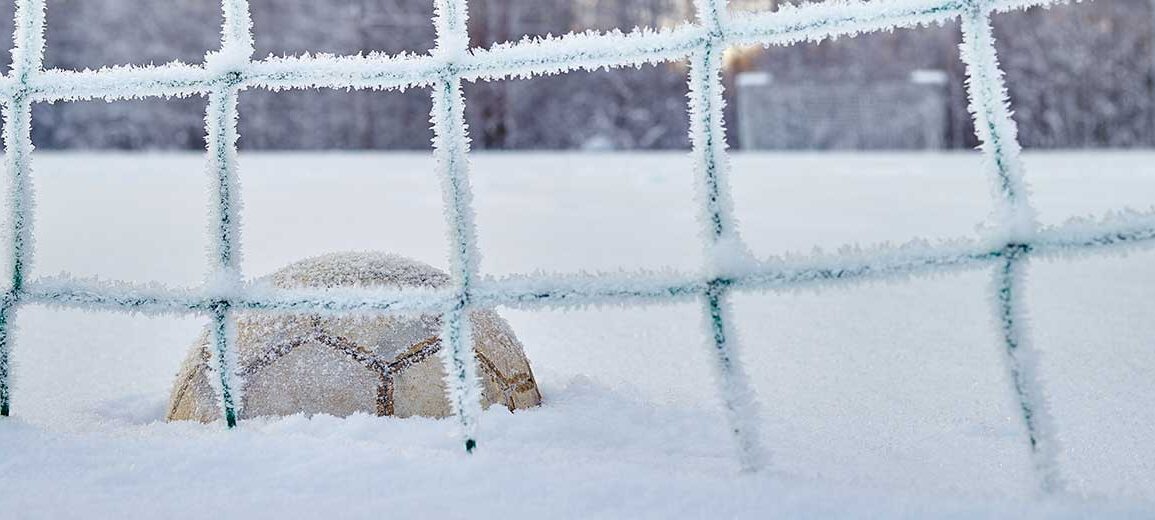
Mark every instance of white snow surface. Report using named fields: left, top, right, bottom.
left=2, top=151, right=1154, bottom=517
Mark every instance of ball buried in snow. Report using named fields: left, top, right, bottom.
left=166, top=253, right=542, bottom=422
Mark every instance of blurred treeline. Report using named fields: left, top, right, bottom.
left=1, top=0, right=1150, bottom=150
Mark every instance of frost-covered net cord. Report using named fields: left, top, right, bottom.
left=688, top=0, right=767, bottom=472
left=958, top=5, right=1062, bottom=493
left=0, top=0, right=1149, bottom=490
left=0, top=0, right=45, bottom=418
left=430, top=0, right=485, bottom=453
left=200, top=0, right=256, bottom=429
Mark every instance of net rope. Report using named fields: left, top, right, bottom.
left=1, top=0, right=1151, bottom=492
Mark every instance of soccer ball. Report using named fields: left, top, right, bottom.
left=165, top=252, right=542, bottom=422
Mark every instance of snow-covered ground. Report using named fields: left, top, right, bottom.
left=2, top=151, right=1154, bottom=517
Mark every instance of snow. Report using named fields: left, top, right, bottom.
left=2, top=0, right=1114, bottom=488
left=2, top=151, right=1153, bottom=517
left=3, top=0, right=1147, bottom=510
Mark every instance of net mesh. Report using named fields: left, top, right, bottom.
left=0, top=0, right=1151, bottom=491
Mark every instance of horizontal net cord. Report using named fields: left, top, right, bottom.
left=0, top=0, right=1062, bottom=104
left=17, top=212, right=1154, bottom=316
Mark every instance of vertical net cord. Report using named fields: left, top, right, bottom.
left=0, top=0, right=45, bottom=418
left=959, top=6, right=1061, bottom=494
left=431, top=0, right=484, bottom=453
left=688, top=0, right=766, bottom=472
left=204, top=0, right=254, bottom=428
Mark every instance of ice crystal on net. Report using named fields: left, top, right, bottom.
left=0, top=0, right=1150, bottom=491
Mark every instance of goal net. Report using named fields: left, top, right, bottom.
left=0, top=0, right=1151, bottom=494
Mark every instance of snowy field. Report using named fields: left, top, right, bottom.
left=1, top=151, right=1154, bottom=517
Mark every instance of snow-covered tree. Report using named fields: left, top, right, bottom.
left=995, top=0, right=1154, bottom=147
left=3, top=0, right=1153, bottom=150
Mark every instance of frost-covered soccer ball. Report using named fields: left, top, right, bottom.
left=166, top=252, right=542, bottom=422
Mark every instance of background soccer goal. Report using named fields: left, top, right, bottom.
left=0, top=0, right=1151, bottom=496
